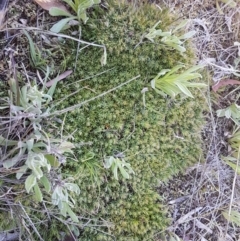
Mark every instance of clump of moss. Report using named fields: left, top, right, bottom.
left=52, top=0, right=206, bottom=240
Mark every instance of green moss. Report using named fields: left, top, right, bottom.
left=51, top=0, right=206, bottom=240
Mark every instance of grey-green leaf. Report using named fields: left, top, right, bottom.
left=50, top=17, right=76, bottom=33
left=172, top=19, right=189, bottom=33
left=25, top=174, right=36, bottom=193
left=16, top=165, right=28, bottom=180
left=66, top=203, right=79, bottom=223
left=64, top=183, right=80, bottom=195
left=34, top=182, right=43, bottom=202
left=119, top=165, right=130, bottom=179
left=113, top=163, right=118, bottom=180
left=179, top=31, right=196, bottom=40
left=40, top=175, right=51, bottom=193
left=49, top=7, right=73, bottom=17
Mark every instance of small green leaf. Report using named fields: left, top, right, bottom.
left=119, top=165, right=130, bottom=179
left=16, top=165, right=28, bottom=179
left=164, top=65, right=184, bottom=77
left=64, top=183, right=80, bottom=195
left=60, top=201, right=67, bottom=217
left=33, top=182, right=43, bottom=202
left=101, top=48, right=107, bottom=66
left=51, top=188, right=60, bottom=206
left=172, top=19, right=189, bottom=33
left=179, top=31, right=196, bottom=40
left=45, top=154, right=59, bottom=168
left=66, top=203, right=79, bottom=222
left=175, top=83, right=194, bottom=98
left=58, top=141, right=75, bottom=154
left=32, top=165, right=43, bottom=179
left=25, top=174, right=36, bottom=193
left=105, top=156, right=134, bottom=180
left=225, top=109, right=232, bottom=119
left=164, top=41, right=186, bottom=52
left=49, top=7, right=73, bottom=17
left=26, top=152, right=51, bottom=178
left=50, top=17, right=76, bottom=33
left=40, top=175, right=51, bottom=193
left=23, top=30, right=37, bottom=64
left=151, top=78, right=156, bottom=89
left=47, top=77, right=58, bottom=98
left=26, top=139, right=34, bottom=152
left=113, top=163, right=118, bottom=180
left=104, top=156, right=114, bottom=169
left=217, top=103, right=240, bottom=125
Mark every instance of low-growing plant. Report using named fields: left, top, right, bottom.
left=144, top=19, right=196, bottom=53
left=151, top=65, right=206, bottom=98
left=0, top=74, right=80, bottom=224
left=49, top=0, right=101, bottom=33
left=217, top=103, right=240, bottom=125
left=23, top=30, right=47, bottom=72
left=104, top=155, right=135, bottom=180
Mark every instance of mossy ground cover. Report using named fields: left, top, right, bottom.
left=48, top=1, right=207, bottom=240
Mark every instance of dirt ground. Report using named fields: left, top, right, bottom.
left=1, top=0, right=240, bottom=241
